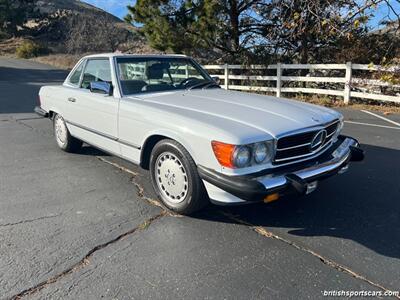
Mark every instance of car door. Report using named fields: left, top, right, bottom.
left=63, top=58, right=120, bottom=155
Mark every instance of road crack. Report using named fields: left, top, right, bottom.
left=96, top=156, right=162, bottom=209
left=96, top=156, right=139, bottom=176
left=96, top=156, right=398, bottom=296
left=221, top=211, right=400, bottom=299
left=10, top=212, right=167, bottom=300
left=13, top=117, right=44, bottom=121
left=96, top=157, right=182, bottom=217
left=0, top=214, right=61, bottom=228
left=11, top=117, right=53, bottom=137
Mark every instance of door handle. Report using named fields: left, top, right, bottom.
left=68, top=97, right=76, bottom=103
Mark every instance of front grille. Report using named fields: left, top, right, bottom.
left=274, top=120, right=340, bottom=165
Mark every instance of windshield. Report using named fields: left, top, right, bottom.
left=116, top=57, right=218, bottom=95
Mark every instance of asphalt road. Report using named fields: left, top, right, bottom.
left=0, top=58, right=399, bottom=300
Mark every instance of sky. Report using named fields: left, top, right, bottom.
left=82, top=0, right=133, bottom=20
left=82, top=0, right=399, bottom=29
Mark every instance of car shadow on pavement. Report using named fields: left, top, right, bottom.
left=0, top=67, right=68, bottom=114
left=0, top=66, right=68, bottom=83
left=198, top=144, right=400, bottom=260
left=79, top=145, right=111, bottom=157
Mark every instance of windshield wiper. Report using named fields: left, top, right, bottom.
left=201, top=82, right=220, bottom=89
left=187, top=80, right=218, bottom=90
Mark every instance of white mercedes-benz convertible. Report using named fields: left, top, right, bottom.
left=36, top=54, right=364, bottom=214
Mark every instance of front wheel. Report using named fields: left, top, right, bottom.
left=150, top=139, right=209, bottom=215
left=53, top=113, right=82, bottom=153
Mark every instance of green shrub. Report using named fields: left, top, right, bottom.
left=16, top=41, right=45, bottom=58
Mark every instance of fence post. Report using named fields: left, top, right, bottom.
left=224, top=64, right=229, bottom=90
left=276, top=63, right=282, bottom=97
left=344, top=62, right=352, bottom=104
left=185, top=64, right=189, bottom=78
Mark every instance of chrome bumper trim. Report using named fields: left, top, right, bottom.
left=257, top=138, right=358, bottom=190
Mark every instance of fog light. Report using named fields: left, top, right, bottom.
left=264, top=193, right=279, bottom=203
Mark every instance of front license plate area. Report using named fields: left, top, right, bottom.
left=306, top=181, right=318, bottom=194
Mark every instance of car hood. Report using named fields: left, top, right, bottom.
left=130, top=89, right=341, bottom=141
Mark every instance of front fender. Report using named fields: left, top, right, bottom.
left=141, top=129, right=199, bottom=162
left=140, top=128, right=224, bottom=172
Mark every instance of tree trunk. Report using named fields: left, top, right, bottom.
left=229, top=0, right=240, bottom=54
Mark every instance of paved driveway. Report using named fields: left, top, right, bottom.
left=0, top=58, right=399, bottom=299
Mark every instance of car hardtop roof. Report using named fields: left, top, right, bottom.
left=83, top=53, right=190, bottom=60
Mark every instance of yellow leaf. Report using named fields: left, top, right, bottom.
left=368, top=62, right=374, bottom=69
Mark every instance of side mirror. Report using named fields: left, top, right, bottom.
left=212, top=76, right=220, bottom=85
left=90, top=81, right=113, bottom=96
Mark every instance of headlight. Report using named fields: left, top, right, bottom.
left=212, top=140, right=274, bottom=169
left=233, top=146, right=252, bottom=168
left=254, top=142, right=273, bottom=164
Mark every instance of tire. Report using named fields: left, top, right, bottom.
left=53, top=113, right=82, bottom=153
left=150, top=139, right=209, bottom=215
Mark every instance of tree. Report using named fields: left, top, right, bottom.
left=0, top=0, right=37, bottom=38
left=259, top=0, right=375, bottom=63
left=125, top=0, right=274, bottom=63
left=126, top=0, right=399, bottom=63
left=306, top=0, right=400, bottom=64
left=66, top=13, right=131, bottom=54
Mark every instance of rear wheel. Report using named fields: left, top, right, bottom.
left=150, top=139, right=208, bottom=215
left=53, top=114, right=82, bottom=153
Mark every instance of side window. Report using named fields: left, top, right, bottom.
left=68, top=61, right=84, bottom=86
left=81, top=59, right=112, bottom=89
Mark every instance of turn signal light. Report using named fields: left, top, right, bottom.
left=211, top=141, right=235, bottom=168
left=264, top=193, right=279, bottom=203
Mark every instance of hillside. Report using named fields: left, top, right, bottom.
left=35, top=0, right=122, bottom=21
left=0, top=0, right=156, bottom=61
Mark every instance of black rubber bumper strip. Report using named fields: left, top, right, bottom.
left=198, top=162, right=341, bottom=203
left=197, top=166, right=271, bottom=202
left=34, top=106, right=49, bottom=118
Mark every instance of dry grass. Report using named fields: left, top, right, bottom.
left=31, top=54, right=85, bottom=70
left=344, top=103, right=400, bottom=114
left=294, top=94, right=400, bottom=114
left=0, top=37, right=29, bottom=56
left=0, top=38, right=82, bottom=70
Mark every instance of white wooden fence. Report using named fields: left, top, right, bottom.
left=203, top=63, right=400, bottom=104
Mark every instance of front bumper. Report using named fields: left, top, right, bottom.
left=198, top=136, right=364, bottom=203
